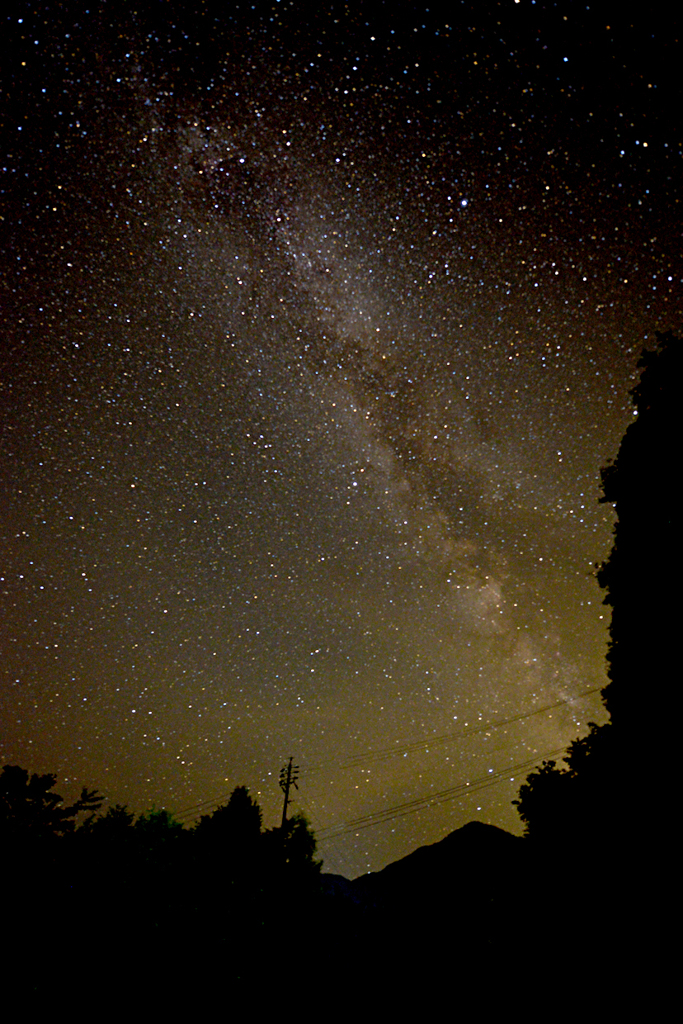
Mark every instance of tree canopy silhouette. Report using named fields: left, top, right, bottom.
left=514, top=722, right=619, bottom=846
left=0, top=764, right=102, bottom=844
left=194, top=784, right=263, bottom=846
left=597, top=331, right=680, bottom=731
left=515, top=332, right=680, bottom=844
left=1, top=763, right=324, bottom=1005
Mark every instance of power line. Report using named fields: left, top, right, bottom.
left=174, top=791, right=236, bottom=822
left=172, top=687, right=602, bottom=823
left=314, top=747, right=568, bottom=841
left=310, top=688, right=602, bottom=774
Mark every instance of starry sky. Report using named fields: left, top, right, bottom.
left=2, top=1, right=681, bottom=877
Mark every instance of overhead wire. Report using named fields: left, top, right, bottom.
left=307, top=687, right=602, bottom=773
left=173, top=686, right=603, bottom=823
left=314, top=747, right=568, bottom=841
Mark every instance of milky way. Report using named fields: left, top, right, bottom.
left=2, top=2, right=681, bottom=875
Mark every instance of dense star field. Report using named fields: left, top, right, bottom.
left=2, top=2, right=681, bottom=876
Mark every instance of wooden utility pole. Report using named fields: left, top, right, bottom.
left=279, top=757, right=299, bottom=828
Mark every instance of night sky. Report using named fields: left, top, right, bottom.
left=2, top=1, right=681, bottom=877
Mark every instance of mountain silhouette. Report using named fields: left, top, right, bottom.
left=317, top=823, right=530, bottom=1008
left=350, top=820, right=523, bottom=906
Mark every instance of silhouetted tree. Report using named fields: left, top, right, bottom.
left=135, top=805, right=185, bottom=844
left=1, top=764, right=326, bottom=1001
left=0, top=764, right=102, bottom=843
left=263, top=810, right=322, bottom=887
left=194, top=785, right=263, bottom=845
left=515, top=332, right=680, bottom=846
left=598, top=331, right=680, bottom=733
left=192, top=786, right=264, bottom=902
left=514, top=722, right=620, bottom=846
left=280, top=811, right=321, bottom=872
left=1, top=766, right=103, bottom=1003
left=73, top=802, right=138, bottom=894
left=80, top=801, right=135, bottom=838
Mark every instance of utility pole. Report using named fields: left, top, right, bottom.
left=279, top=757, right=299, bottom=829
